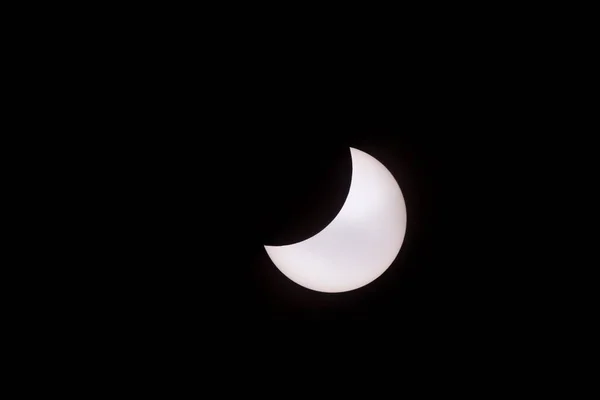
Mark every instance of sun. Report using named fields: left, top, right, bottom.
left=264, top=147, right=407, bottom=293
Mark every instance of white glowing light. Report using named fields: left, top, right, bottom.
left=264, top=147, right=407, bottom=293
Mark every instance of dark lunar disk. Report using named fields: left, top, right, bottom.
left=251, top=140, right=353, bottom=246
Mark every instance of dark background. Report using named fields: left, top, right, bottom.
left=13, top=8, right=586, bottom=386
left=84, top=28, right=562, bottom=357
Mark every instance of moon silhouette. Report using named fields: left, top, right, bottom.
left=264, top=147, right=407, bottom=293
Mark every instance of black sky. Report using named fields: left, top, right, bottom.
left=91, top=30, right=560, bottom=356
left=16, top=8, right=585, bottom=385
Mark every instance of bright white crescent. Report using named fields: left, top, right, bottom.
left=264, top=147, right=407, bottom=293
